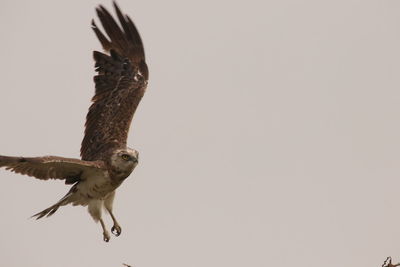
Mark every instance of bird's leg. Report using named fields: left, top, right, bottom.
left=88, top=200, right=110, bottom=242
left=107, top=208, right=122, bottom=237
left=104, top=191, right=121, bottom=236
left=100, top=218, right=110, bottom=242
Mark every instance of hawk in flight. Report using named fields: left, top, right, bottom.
left=0, top=2, right=148, bottom=242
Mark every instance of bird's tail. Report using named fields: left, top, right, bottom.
left=31, top=190, right=74, bottom=220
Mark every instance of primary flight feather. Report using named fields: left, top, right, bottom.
left=0, top=1, right=148, bottom=242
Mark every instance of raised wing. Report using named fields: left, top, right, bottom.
left=0, top=155, right=105, bottom=184
left=81, top=2, right=148, bottom=161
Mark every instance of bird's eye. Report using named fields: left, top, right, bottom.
left=121, top=154, right=130, bottom=161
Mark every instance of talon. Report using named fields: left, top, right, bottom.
left=111, top=225, right=122, bottom=236
left=103, top=232, right=110, bottom=242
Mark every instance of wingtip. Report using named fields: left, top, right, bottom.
left=112, top=1, right=123, bottom=16
left=97, top=5, right=109, bottom=15
left=95, top=5, right=106, bottom=19
left=112, top=0, right=119, bottom=9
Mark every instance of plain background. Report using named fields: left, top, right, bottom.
left=1, top=0, right=400, bottom=266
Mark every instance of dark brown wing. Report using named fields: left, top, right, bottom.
left=81, top=2, right=148, bottom=161
left=0, top=155, right=105, bottom=184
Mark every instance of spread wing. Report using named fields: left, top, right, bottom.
left=0, top=155, right=105, bottom=184
left=81, top=2, right=148, bottom=161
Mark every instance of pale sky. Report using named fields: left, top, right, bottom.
left=1, top=0, right=400, bottom=266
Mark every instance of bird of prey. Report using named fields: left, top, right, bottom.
left=0, top=2, right=148, bottom=242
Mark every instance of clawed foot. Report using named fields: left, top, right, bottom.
left=103, top=231, right=110, bottom=242
left=111, top=224, right=122, bottom=236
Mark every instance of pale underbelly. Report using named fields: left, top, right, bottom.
left=82, top=182, right=116, bottom=199
left=73, top=178, right=120, bottom=204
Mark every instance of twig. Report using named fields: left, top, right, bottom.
left=383, top=257, right=400, bottom=267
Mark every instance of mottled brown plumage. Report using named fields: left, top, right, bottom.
left=81, top=1, right=148, bottom=161
left=0, top=156, right=104, bottom=184
left=0, top=2, right=149, bottom=242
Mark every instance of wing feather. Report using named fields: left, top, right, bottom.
left=81, top=2, right=148, bottom=161
left=0, top=155, right=104, bottom=184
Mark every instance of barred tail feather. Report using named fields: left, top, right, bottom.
left=31, top=191, right=74, bottom=219
left=31, top=204, right=61, bottom=219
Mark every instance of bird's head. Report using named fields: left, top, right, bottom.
left=110, top=148, right=139, bottom=174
